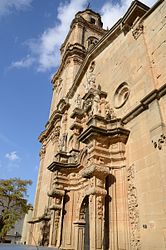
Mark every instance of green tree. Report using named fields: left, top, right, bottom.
left=0, top=178, right=32, bottom=241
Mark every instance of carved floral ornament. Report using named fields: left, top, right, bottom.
left=152, top=134, right=166, bottom=150
left=127, top=164, right=141, bottom=249
left=47, top=84, right=131, bottom=172
left=74, top=89, right=116, bottom=121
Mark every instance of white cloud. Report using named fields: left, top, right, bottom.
left=11, top=0, right=157, bottom=72
left=5, top=151, right=20, bottom=161
left=101, top=0, right=157, bottom=29
left=0, top=0, right=33, bottom=17
left=24, top=0, right=89, bottom=72
left=10, top=55, right=35, bottom=69
left=10, top=0, right=89, bottom=72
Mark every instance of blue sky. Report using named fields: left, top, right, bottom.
left=0, top=0, right=156, bottom=205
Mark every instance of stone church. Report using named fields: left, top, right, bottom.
left=28, top=0, right=166, bottom=249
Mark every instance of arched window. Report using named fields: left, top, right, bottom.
left=87, top=36, right=98, bottom=50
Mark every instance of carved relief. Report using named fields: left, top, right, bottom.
left=61, top=110, right=68, bottom=133
left=51, top=125, right=60, bottom=143
left=83, top=97, right=93, bottom=112
left=152, top=134, right=166, bottom=150
left=58, top=134, right=68, bottom=152
left=105, top=102, right=116, bottom=120
left=132, top=23, right=144, bottom=40
left=39, top=142, right=46, bottom=159
left=58, top=111, right=68, bottom=151
left=38, top=208, right=51, bottom=246
left=85, top=61, right=96, bottom=91
left=75, top=94, right=82, bottom=109
left=55, top=78, right=63, bottom=94
left=127, top=164, right=141, bottom=249
left=97, top=196, right=103, bottom=220
left=91, top=92, right=100, bottom=115
left=82, top=92, right=116, bottom=121
left=87, top=36, right=99, bottom=51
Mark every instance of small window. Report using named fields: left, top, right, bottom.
left=114, top=82, right=130, bottom=109
left=87, top=36, right=98, bottom=50
left=90, top=18, right=95, bottom=24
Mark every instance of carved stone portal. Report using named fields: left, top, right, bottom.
left=45, top=85, right=130, bottom=249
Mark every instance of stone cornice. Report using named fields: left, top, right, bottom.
left=78, top=125, right=130, bottom=144
left=76, top=8, right=102, bottom=21
left=28, top=214, right=50, bottom=224
left=47, top=188, right=65, bottom=197
left=48, top=160, right=80, bottom=172
left=85, top=186, right=107, bottom=196
left=38, top=110, right=62, bottom=143
left=47, top=151, right=80, bottom=172
left=122, top=83, right=166, bottom=124
left=52, top=43, right=86, bottom=84
left=80, top=164, right=109, bottom=179
left=63, top=43, right=86, bottom=59
left=65, top=0, right=164, bottom=100
left=139, top=0, right=164, bottom=23
left=60, top=15, right=105, bottom=53
left=121, top=0, right=149, bottom=27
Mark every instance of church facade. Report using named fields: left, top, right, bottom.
left=28, top=0, right=166, bottom=249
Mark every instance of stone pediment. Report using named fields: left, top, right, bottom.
left=122, top=0, right=149, bottom=28
left=78, top=123, right=130, bottom=145
left=47, top=152, right=80, bottom=172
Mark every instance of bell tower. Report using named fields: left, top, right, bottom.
left=50, top=8, right=106, bottom=116
left=60, top=8, right=104, bottom=56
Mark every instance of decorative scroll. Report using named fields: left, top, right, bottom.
left=127, top=164, right=141, bottom=249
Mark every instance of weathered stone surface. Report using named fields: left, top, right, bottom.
left=28, top=1, right=166, bottom=249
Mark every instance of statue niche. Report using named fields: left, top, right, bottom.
left=85, top=61, right=96, bottom=91
left=78, top=196, right=90, bottom=250
left=58, top=111, right=68, bottom=152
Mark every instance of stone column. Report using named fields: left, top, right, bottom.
left=83, top=174, right=108, bottom=250
left=47, top=188, right=65, bottom=248
left=89, top=193, right=105, bottom=250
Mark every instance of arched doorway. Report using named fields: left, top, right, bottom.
left=79, top=196, right=90, bottom=250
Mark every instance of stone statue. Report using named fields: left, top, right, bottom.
left=105, top=101, right=116, bottom=119
left=92, top=93, right=100, bottom=115
left=85, top=61, right=96, bottom=91
left=75, top=94, right=82, bottom=109
left=58, top=134, right=67, bottom=152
